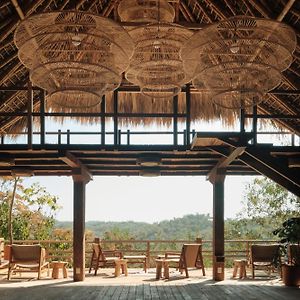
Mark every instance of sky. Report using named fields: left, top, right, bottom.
left=25, top=174, right=255, bottom=223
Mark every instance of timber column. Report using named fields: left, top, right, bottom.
left=60, top=150, right=92, bottom=282
left=73, top=175, right=87, bottom=281
left=212, top=169, right=225, bottom=281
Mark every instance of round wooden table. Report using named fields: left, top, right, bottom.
left=51, top=261, right=68, bottom=279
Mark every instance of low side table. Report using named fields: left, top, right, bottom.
left=51, top=261, right=68, bottom=279
left=232, top=259, right=247, bottom=279
left=155, top=259, right=170, bottom=279
left=114, top=259, right=128, bottom=277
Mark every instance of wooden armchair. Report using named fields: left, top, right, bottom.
left=250, top=244, right=280, bottom=278
left=89, top=243, right=127, bottom=277
left=156, top=243, right=204, bottom=279
left=7, top=244, right=50, bottom=280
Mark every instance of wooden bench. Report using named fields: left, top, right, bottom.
left=123, top=255, right=147, bottom=272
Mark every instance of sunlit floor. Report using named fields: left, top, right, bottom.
left=0, top=268, right=299, bottom=300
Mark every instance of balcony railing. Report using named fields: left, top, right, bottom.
left=4, top=239, right=279, bottom=267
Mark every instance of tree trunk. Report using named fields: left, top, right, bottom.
left=8, top=177, right=19, bottom=244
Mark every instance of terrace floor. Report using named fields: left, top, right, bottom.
left=0, top=268, right=299, bottom=300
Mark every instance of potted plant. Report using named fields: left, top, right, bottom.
left=273, top=217, right=300, bottom=286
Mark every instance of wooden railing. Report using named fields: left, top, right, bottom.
left=8, top=239, right=278, bottom=267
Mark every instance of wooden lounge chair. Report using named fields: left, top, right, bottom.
left=288, top=244, right=300, bottom=265
left=156, top=243, right=204, bottom=279
left=89, top=243, right=127, bottom=277
left=7, top=244, right=50, bottom=280
left=250, top=244, right=280, bottom=278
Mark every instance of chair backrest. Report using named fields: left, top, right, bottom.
left=0, top=238, right=4, bottom=264
left=288, top=244, right=300, bottom=265
left=11, top=244, right=42, bottom=262
left=181, top=244, right=201, bottom=268
left=250, top=244, right=280, bottom=263
left=92, top=243, right=106, bottom=261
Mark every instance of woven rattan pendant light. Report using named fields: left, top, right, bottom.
left=121, top=0, right=192, bottom=98
left=182, top=16, right=297, bottom=108
left=14, top=10, right=134, bottom=109
left=118, top=0, right=175, bottom=23
left=126, top=22, right=193, bottom=98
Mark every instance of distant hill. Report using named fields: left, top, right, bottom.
left=55, top=213, right=212, bottom=240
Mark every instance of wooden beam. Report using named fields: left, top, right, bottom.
left=185, top=84, right=191, bottom=145
left=288, top=157, right=300, bottom=168
left=113, top=90, right=118, bottom=146
left=212, top=169, right=225, bottom=281
left=173, top=95, right=178, bottom=146
left=40, top=90, right=45, bottom=146
left=207, top=147, right=246, bottom=183
left=73, top=179, right=86, bottom=282
left=218, top=138, right=300, bottom=197
left=277, top=0, right=296, bottom=21
left=27, top=81, right=33, bottom=149
left=59, top=150, right=93, bottom=182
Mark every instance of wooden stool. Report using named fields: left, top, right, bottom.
left=123, top=255, right=147, bottom=272
left=155, top=259, right=170, bottom=279
left=233, top=259, right=247, bottom=279
left=114, top=259, right=128, bottom=277
left=51, top=261, right=68, bottom=279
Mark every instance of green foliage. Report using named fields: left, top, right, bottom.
left=0, top=178, right=61, bottom=240
left=273, top=217, right=300, bottom=266
left=56, top=213, right=212, bottom=241
left=240, top=177, right=300, bottom=229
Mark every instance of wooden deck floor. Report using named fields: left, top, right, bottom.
left=0, top=268, right=299, bottom=299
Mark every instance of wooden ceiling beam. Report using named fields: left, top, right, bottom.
left=206, top=147, right=246, bottom=183
left=59, top=150, right=93, bottom=182
left=277, top=0, right=296, bottom=21
left=247, top=0, right=275, bottom=18
left=179, top=0, right=195, bottom=22
left=0, top=0, right=45, bottom=43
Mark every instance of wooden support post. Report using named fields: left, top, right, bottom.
left=127, top=129, right=130, bottom=145
left=101, top=95, right=105, bottom=145
left=252, top=105, right=257, bottom=145
left=113, top=90, right=118, bottom=146
left=240, top=108, right=245, bottom=133
left=173, top=95, right=178, bottom=146
left=67, top=129, right=70, bottom=144
left=186, top=84, right=191, bottom=145
left=58, top=130, right=61, bottom=144
left=72, top=160, right=92, bottom=282
left=27, top=81, right=33, bottom=149
left=118, top=129, right=121, bottom=145
left=40, top=90, right=45, bottom=146
left=73, top=178, right=86, bottom=282
left=212, top=169, right=225, bottom=281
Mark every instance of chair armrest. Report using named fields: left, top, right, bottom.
left=41, top=248, right=47, bottom=263
left=165, top=252, right=181, bottom=258
left=103, top=250, right=123, bottom=258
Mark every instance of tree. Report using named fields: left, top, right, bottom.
left=241, top=177, right=300, bottom=226
left=227, top=177, right=300, bottom=240
left=0, top=178, right=61, bottom=241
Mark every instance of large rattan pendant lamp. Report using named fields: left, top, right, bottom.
left=14, top=10, right=134, bottom=109
left=182, top=16, right=297, bottom=109
left=119, top=0, right=192, bottom=98
left=118, top=0, right=175, bottom=23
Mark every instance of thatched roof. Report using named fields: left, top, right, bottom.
left=0, top=0, right=299, bottom=134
